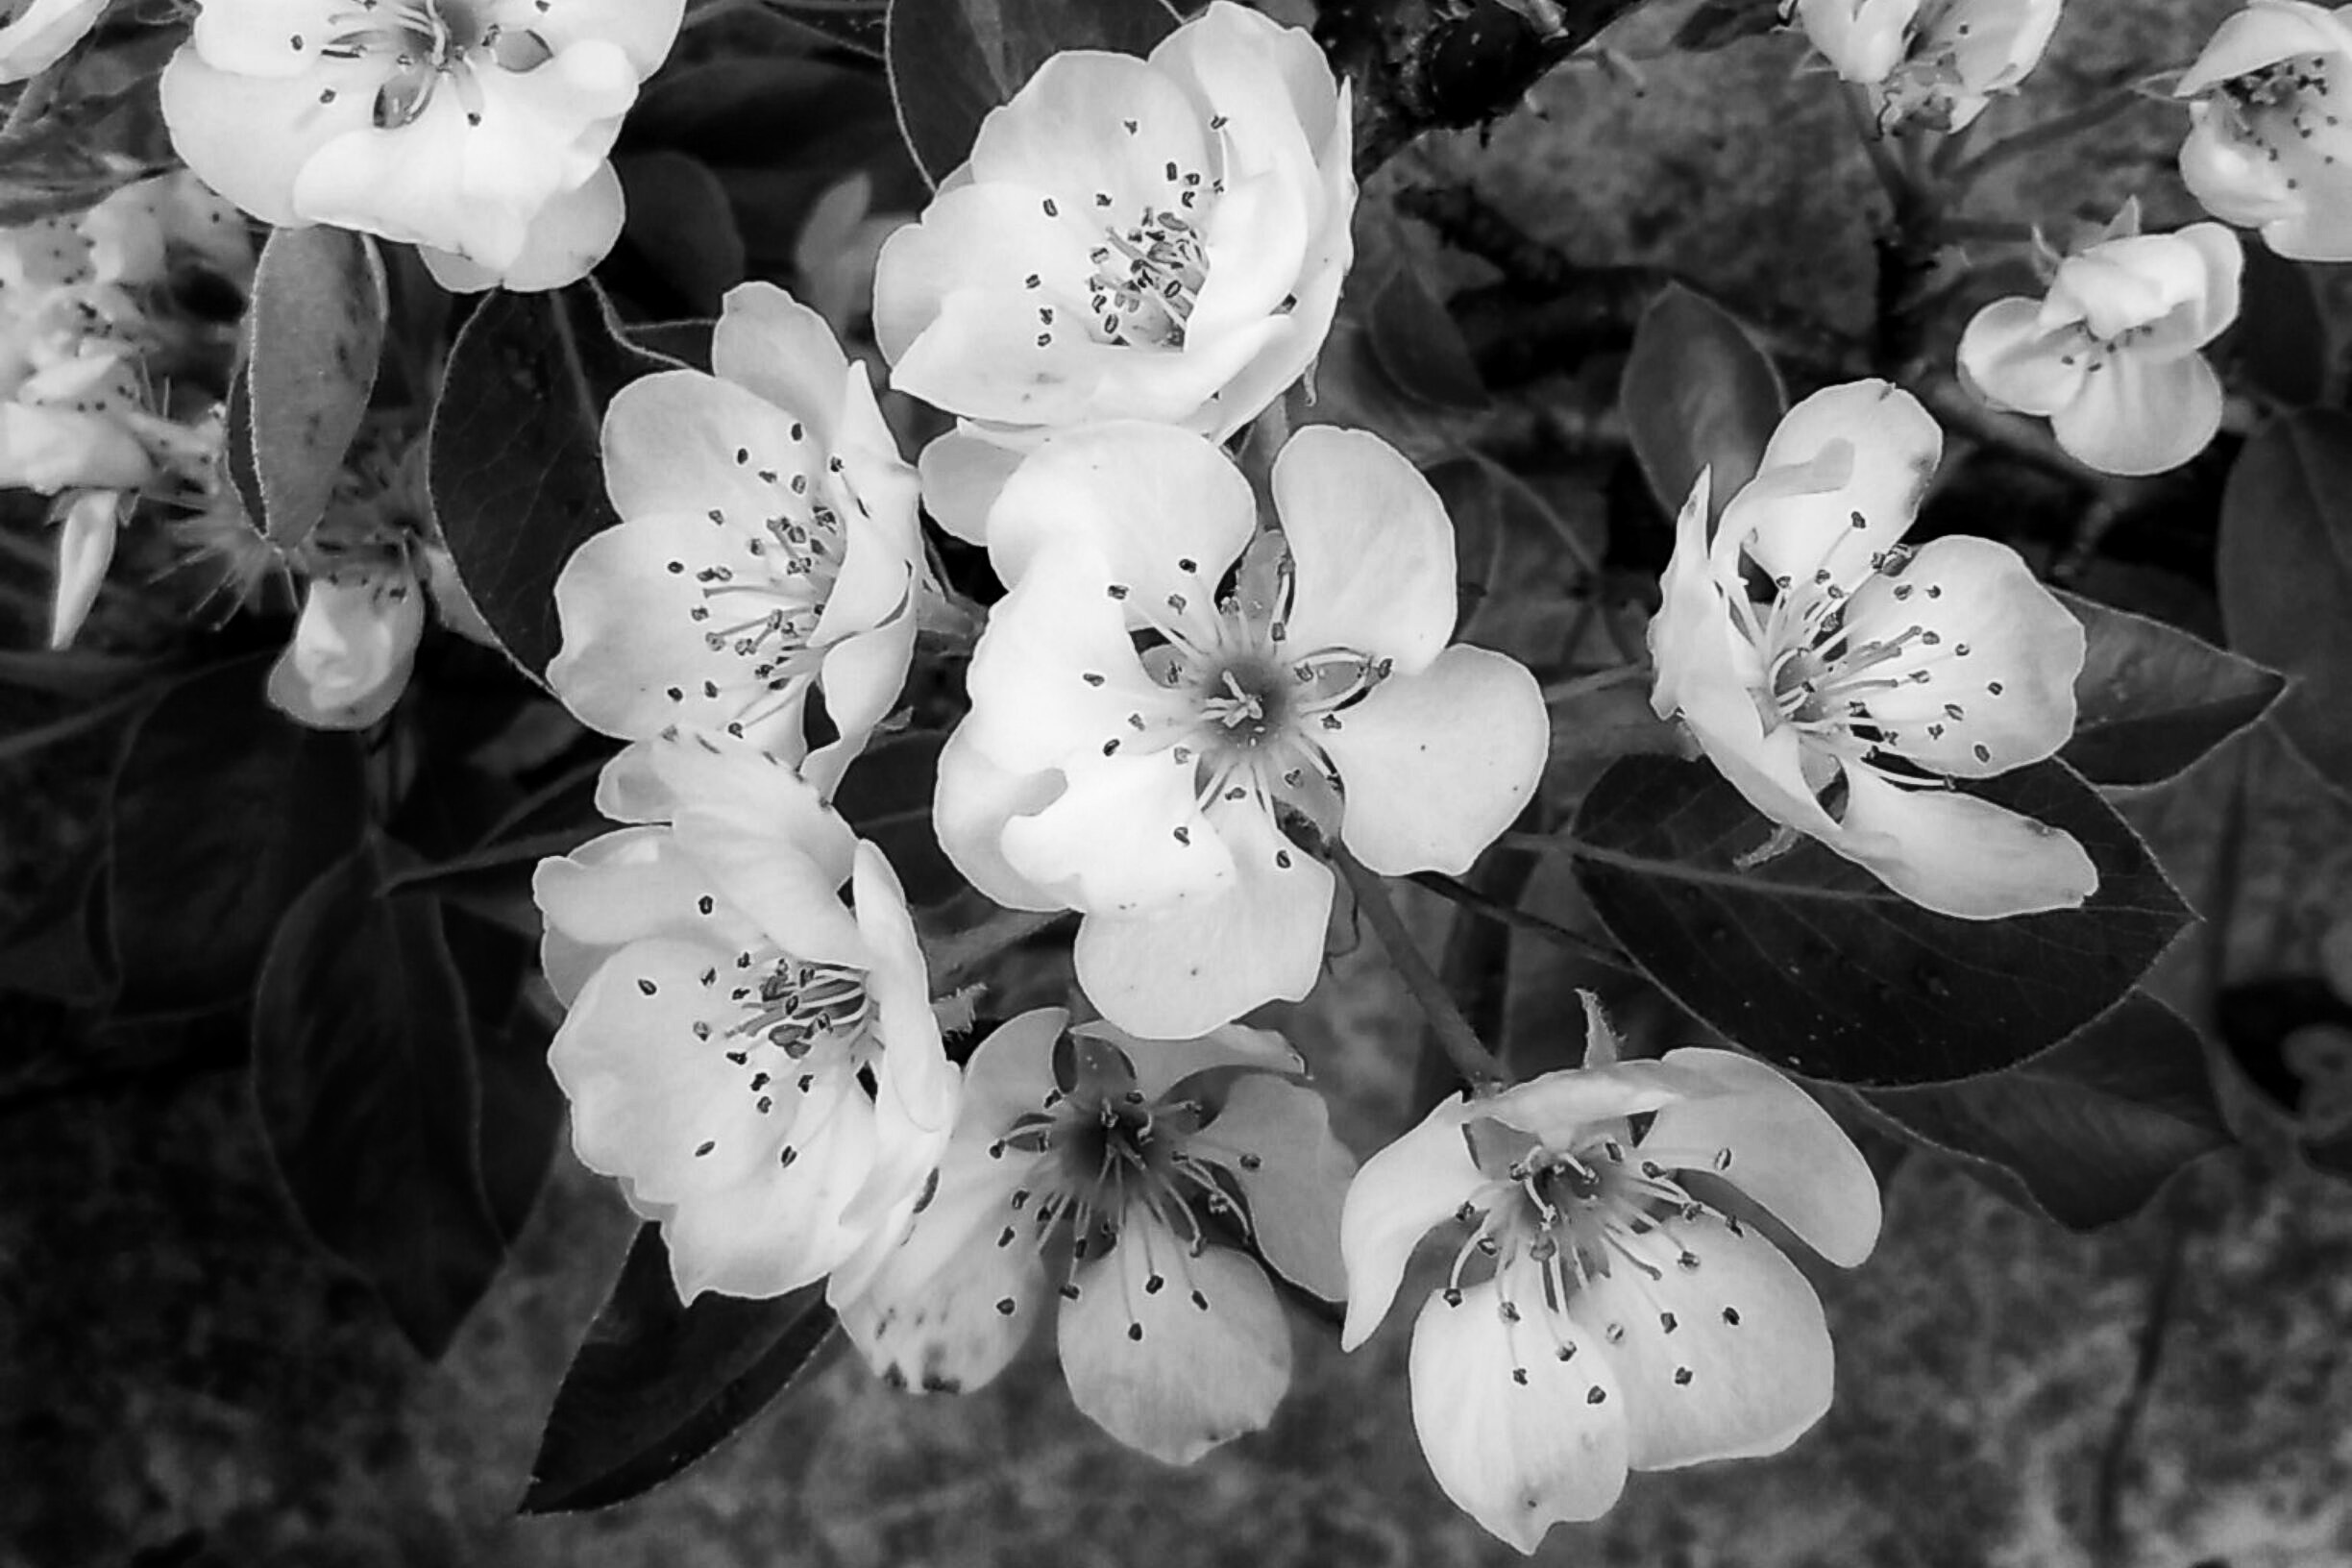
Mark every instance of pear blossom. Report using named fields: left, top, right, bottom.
left=1649, top=380, right=2095, bottom=919
left=1340, top=1005, right=1882, bottom=1553
left=0, top=0, right=105, bottom=83
left=874, top=0, right=1355, bottom=542
left=533, top=732, right=959, bottom=1304
left=1788, top=0, right=2064, bottom=133
left=936, top=422, right=1548, bottom=1038
left=159, top=0, right=685, bottom=292
left=842, top=1008, right=1354, bottom=1463
left=1958, top=215, right=2242, bottom=476
left=2175, top=1, right=2352, bottom=260
left=267, top=560, right=427, bottom=729
left=550, top=283, right=926, bottom=796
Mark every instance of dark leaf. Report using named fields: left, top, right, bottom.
left=614, top=152, right=749, bottom=318
left=429, top=281, right=673, bottom=680
left=886, top=0, right=1182, bottom=185
left=767, top=0, right=888, bottom=57
left=108, top=658, right=370, bottom=1017
left=1673, top=0, right=1785, bottom=52
left=0, top=836, right=116, bottom=1007
left=2058, top=589, right=2285, bottom=787
left=1618, top=282, right=1785, bottom=524
left=522, top=1225, right=839, bottom=1513
left=2229, top=243, right=2332, bottom=409
left=1366, top=265, right=1491, bottom=412
left=1567, top=754, right=2193, bottom=1086
left=833, top=729, right=964, bottom=906
left=234, top=226, right=389, bottom=546
left=2216, top=975, right=2352, bottom=1180
left=440, top=900, right=569, bottom=1246
left=1859, top=992, right=2230, bottom=1228
left=252, top=839, right=509, bottom=1359
left=2217, top=408, right=2352, bottom=794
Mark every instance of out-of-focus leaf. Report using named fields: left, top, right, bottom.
left=1567, top=754, right=2193, bottom=1087
left=232, top=226, right=388, bottom=546
left=1619, top=282, right=1785, bottom=524
left=521, top=1225, right=839, bottom=1514
left=429, top=281, right=672, bottom=681
left=1673, top=0, right=1785, bottom=52
left=2058, top=589, right=2285, bottom=787
left=2217, top=409, right=2352, bottom=794
left=107, top=657, right=369, bottom=1017
left=0, top=836, right=115, bottom=1007
left=832, top=729, right=961, bottom=905
left=768, top=0, right=889, bottom=57
left=2230, top=243, right=2332, bottom=409
left=439, top=900, right=568, bottom=1245
left=614, top=152, right=748, bottom=318
left=253, top=839, right=509, bottom=1360
left=1859, top=992, right=2230, bottom=1228
left=886, top=0, right=1182, bottom=185
left=1366, top=265, right=1491, bottom=412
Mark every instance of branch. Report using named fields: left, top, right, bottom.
left=1334, top=846, right=1511, bottom=1088
left=1317, top=0, right=1662, bottom=178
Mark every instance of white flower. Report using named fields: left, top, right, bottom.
left=1339, top=1014, right=1882, bottom=1553
left=841, top=1008, right=1354, bottom=1463
left=2176, top=0, right=2352, bottom=260
left=936, top=422, right=1548, bottom=1038
left=266, top=564, right=427, bottom=730
left=1958, top=216, right=2242, bottom=476
left=533, top=732, right=960, bottom=1304
left=159, top=0, right=684, bottom=292
left=551, top=283, right=925, bottom=796
left=1789, top=0, right=2064, bottom=132
left=1648, top=380, right=2095, bottom=919
left=873, top=0, right=1355, bottom=542
left=0, top=0, right=106, bottom=83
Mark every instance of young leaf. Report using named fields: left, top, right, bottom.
left=252, top=839, right=511, bottom=1360
left=233, top=225, right=389, bottom=546
left=886, top=0, right=1183, bottom=186
left=2217, top=409, right=2352, bottom=796
left=2058, top=589, right=2285, bottom=788
left=107, top=657, right=370, bottom=1017
left=1618, top=282, right=1785, bottom=524
left=521, top=1225, right=839, bottom=1513
left=1565, top=754, right=2193, bottom=1087
left=429, top=281, right=674, bottom=681
left=1858, top=992, right=2230, bottom=1229
left=1366, top=264, right=1492, bottom=412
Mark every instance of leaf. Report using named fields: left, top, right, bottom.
left=1366, top=265, right=1491, bottom=412
left=2217, top=409, right=2352, bottom=796
left=1858, top=992, right=2230, bottom=1229
left=831, top=729, right=962, bottom=905
left=2058, top=589, right=2286, bottom=787
left=613, top=152, right=748, bottom=318
left=1673, top=0, right=1785, bottom=51
left=2229, top=243, right=2332, bottom=409
left=886, top=0, right=1183, bottom=186
left=252, top=839, right=510, bottom=1360
left=1566, top=754, right=2193, bottom=1087
left=429, top=281, right=673, bottom=681
left=107, top=657, right=370, bottom=1017
left=522, top=1224, right=839, bottom=1513
left=233, top=226, right=389, bottom=546
left=1618, top=282, right=1786, bottom=524
left=0, top=837, right=115, bottom=1007
left=768, top=0, right=889, bottom=57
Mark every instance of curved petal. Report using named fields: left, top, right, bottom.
left=1070, top=1017, right=1303, bottom=1097
left=2049, top=350, right=2224, bottom=477
left=2179, top=110, right=2307, bottom=229
left=999, top=750, right=1236, bottom=915
left=1832, top=765, right=2097, bottom=919
left=1566, top=1212, right=1838, bottom=1471
left=983, top=421, right=1256, bottom=598
left=478, top=158, right=625, bottom=292
left=918, top=426, right=1031, bottom=548
left=1196, top=1072, right=1356, bottom=1302
left=512, top=0, right=685, bottom=75
left=966, top=51, right=1213, bottom=232
left=2177, top=0, right=2352, bottom=96
left=46, top=487, right=119, bottom=649
left=1323, top=645, right=1547, bottom=876
left=1272, top=426, right=1458, bottom=670
left=871, top=180, right=1102, bottom=368
left=1337, top=1091, right=1482, bottom=1351
left=659, top=1074, right=881, bottom=1301
left=1727, top=380, right=1942, bottom=594
left=1058, top=1221, right=1290, bottom=1464
left=0, top=0, right=107, bottom=82
left=851, top=844, right=957, bottom=1138
left=959, top=1007, right=1070, bottom=1137
left=531, top=823, right=744, bottom=990
left=1641, top=1048, right=1883, bottom=1267
left=1408, top=1280, right=1629, bottom=1552
left=600, top=367, right=825, bottom=524
left=158, top=48, right=373, bottom=226
left=1958, top=297, right=2088, bottom=417
left=264, top=573, right=424, bottom=730
left=932, top=724, right=1068, bottom=912
left=709, top=282, right=852, bottom=443
left=1482, top=1059, right=1708, bottom=1147
left=653, top=739, right=870, bottom=964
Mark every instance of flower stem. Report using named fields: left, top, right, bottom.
left=1406, top=870, right=1640, bottom=975
left=1334, top=846, right=1509, bottom=1088
left=1541, top=663, right=1645, bottom=706
left=927, top=906, right=1071, bottom=990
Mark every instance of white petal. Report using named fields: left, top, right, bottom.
left=984, top=421, right=1256, bottom=600
left=1058, top=1221, right=1291, bottom=1464
left=1197, top=1072, right=1355, bottom=1301
left=1272, top=426, right=1458, bottom=670
left=530, top=824, right=744, bottom=1000
left=2049, top=350, right=2224, bottom=477
left=1408, top=1280, right=1629, bottom=1552
left=1726, top=380, right=1941, bottom=595
left=999, top=750, right=1236, bottom=916
left=599, top=367, right=823, bottom=524
left=1337, top=1092, right=1482, bottom=1350
left=850, top=844, right=957, bottom=1138
left=1482, top=1059, right=1709, bottom=1147
left=917, top=426, right=1031, bottom=548
left=652, top=738, right=870, bottom=964
left=472, top=158, right=625, bottom=292
left=1070, top=1017, right=1303, bottom=1097
left=1566, top=1212, right=1839, bottom=1471
left=959, top=1007, right=1071, bottom=1136
left=709, top=282, right=851, bottom=444
left=2177, top=0, right=2352, bottom=96
left=660, top=1076, right=881, bottom=1301
left=932, top=724, right=1068, bottom=912
left=1832, top=765, right=2097, bottom=919
left=46, top=487, right=119, bottom=649
left=265, top=573, right=424, bottom=730
left=1323, top=645, right=1547, bottom=876
left=1958, top=297, right=2088, bottom=417
left=1641, top=1048, right=1883, bottom=1267
left=966, top=51, right=1213, bottom=233
left=0, top=0, right=107, bottom=82
left=159, top=50, right=365, bottom=227
left=509, top=0, right=684, bottom=75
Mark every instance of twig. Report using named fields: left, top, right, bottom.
left=1407, top=869, right=1639, bottom=974
left=1540, top=662, right=1642, bottom=706
left=1334, top=845, right=1509, bottom=1087
left=926, top=906, right=1071, bottom=991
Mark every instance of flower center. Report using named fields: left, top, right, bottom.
left=725, top=956, right=875, bottom=1061
left=1086, top=207, right=1210, bottom=349
left=2216, top=53, right=2342, bottom=162
left=310, top=0, right=553, bottom=129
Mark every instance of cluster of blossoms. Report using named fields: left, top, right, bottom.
left=0, top=171, right=252, bottom=646
left=1789, top=0, right=2066, bottom=132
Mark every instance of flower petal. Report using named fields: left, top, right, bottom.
left=1958, top=297, right=2088, bottom=416
left=917, top=426, right=1031, bottom=547
left=960, top=1007, right=1071, bottom=1136
left=1832, top=764, right=2097, bottom=919
left=1338, top=1091, right=1482, bottom=1351
left=1323, top=644, right=1547, bottom=876
left=966, top=51, right=1213, bottom=232
left=2049, top=349, right=2224, bottom=477
left=709, top=282, right=852, bottom=443
left=264, top=572, right=424, bottom=730
left=1408, top=1280, right=1630, bottom=1552
left=46, top=487, right=119, bottom=649
left=1197, top=1072, right=1355, bottom=1301
left=850, top=843, right=958, bottom=1138
left=999, top=750, right=1236, bottom=915
left=1058, top=1221, right=1290, bottom=1464
left=984, top=420, right=1257, bottom=597
left=932, top=724, right=1068, bottom=912
left=1272, top=426, right=1458, bottom=670
left=1725, top=380, right=1941, bottom=594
